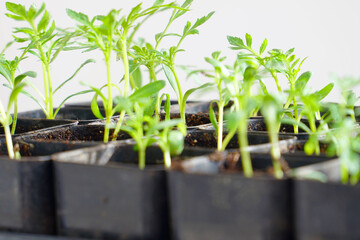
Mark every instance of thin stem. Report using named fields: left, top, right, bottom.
left=11, top=101, right=17, bottom=135
left=269, top=129, right=283, bottom=179
left=104, top=55, right=112, bottom=143
left=111, top=110, right=126, bottom=141
left=238, top=126, right=253, bottom=178
left=120, top=37, right=130, bottom=97
left=163, top=148, right=171, bottom=169
left=171, top=66, right=184, bottom=122
left=138, top=144, right=146, bottom=170
left=270, top=71, right=282, bottom=93
left=45, top=63, right=54, bottom=119
left=4, top=123, right=15, bottom=159
left=221, top=127, right=236, bottom=151
left=217, top=101, right=225, bottom=151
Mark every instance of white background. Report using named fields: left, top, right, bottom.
left=1, top=0, right=360, bottom=111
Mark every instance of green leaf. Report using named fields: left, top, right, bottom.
left=66, top=9, right=91, bottom=27
left=181, top=82, right=213, bottom=114
left=129, top=60, right=142, bottom=89
left=6, top=2, right=26, bottom=18
left=129, top=80, right=165, bottom=102
left=258, top=80, right=269, bottom=95
left=161, top=93, right=171, bottom=120
left=227, top=35, right=247, bottom=50
left=162, top=64, right=179, bottom=97
left=245, top=33, right=252, bottom=48
left=168, top=130, right=185, bottom=156
left=8, top=82, right=26, bottom=112
left=295, top=71, right=312, bottom=92
left=91, top=94, right=105, bottom=120
left=53, top=59, right=95, bottom=94
left=209, top=100, right=218, bottom=132
left=259, top=38, right=267, bottom=55
left=53, top=90, right=92, bottom=118
left=112, top=96, right=132, bottom=114
left=0, top=64, right=12, bottom=83
left=5, top=13, right=24, bottom=21
left=37, top=10, right=51, bottom=32
left=191, top=11, right=214, bottom=30
left=14, top=71, right=37, bottom=86
left=314, top=83, right=334, bottom=101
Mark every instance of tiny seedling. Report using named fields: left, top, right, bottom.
left=0, top=76, right=27, bottom=159
left=158, top=9, right=214, bottom=123
left=0, top=46, right=36, bottom=134
left=6, top=2, right=94, bottom=119
left=113, top=80, right=185, bottom=169
left=204, top=51, right=231, bottom=151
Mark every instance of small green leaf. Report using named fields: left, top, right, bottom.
left=245, top=33, right=252, bottom=48
left=37, top=10, right=51, bottom=32
left=91, top=94, right=104, bottom=119
left=129, top=80, right=165, bottom=102
left=14, top=71, right=37, bottom=86
left=295, top=71, right=312, bottom=92
left=168, top=130, right=185, bottom=156
left=8, top=82, right=26, bottom=112
left=181, top=82, right=214, bottom=114
left=5, top=13, right=24, bottom=21
left=162, top=64, right=179, bottom=97
left=6, top=2, right=26, bottom=18
left=259, top=38, right=267, bottom=55
left=209, top=101, right=218, bottom=132
left=227, top=35, right=247, bottom=50
left=314, top=83, right=334, bottom=101
left=66, top=9, right=91, bottom=26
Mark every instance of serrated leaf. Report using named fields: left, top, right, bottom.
left=6, top=2, right=26, bottom=18
left=227, top=35, right=247, bottom=50
left=245, top=33, right=252, bottom=48
left=259, top=38, right=267, bottom=55
left=191, top=11, right=214, bottom=30
left=66, top=9, right=91, bottom=26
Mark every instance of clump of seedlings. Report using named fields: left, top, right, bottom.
left=5, top=2, right=94, bottom=120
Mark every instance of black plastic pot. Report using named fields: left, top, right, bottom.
left=196, top=117, right=315, bottom=140
left=51, top=144, right=214, bottom=240
left=15, top=124, right=132, bottom=150
left=0, top=232, right=94, bottom=240
left=0, top=118, right=77, bottom=138
left=17, top=106, right=105, bottom=124
left=167, top=152, right=293, bottom=240
left=185, top=129, right=297, bottom=153
left=0, top=155, right=54, bottom=235
left=292, top=159, right=360, bottom=240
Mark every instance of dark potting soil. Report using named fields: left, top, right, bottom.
left=160, top=112, right=213, bottom=127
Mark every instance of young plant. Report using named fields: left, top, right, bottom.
left=0, top=46, right=36, bottom=134
left=224, top=64, right=260, bottom=178
left=5, top=2, right=93, bottom=119
left=204, top=51, right=231, bottom=151
left=260, top=94, right=284, bottom=179
left=0, top=81, right=27, bottom=159
left=114, top=80, right=185, bottom=169
left=159, top=10, right=214, bottom=123
left=228, top=34, right=310, bottom=133
left=67, top=2, right=176, bottom=142
left=325, top=103, right=360, bottom=185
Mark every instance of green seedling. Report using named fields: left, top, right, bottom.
left=224, top=64, right=260, bottom=178
left=113, top=80, right=185, bottom=169
left=0, top=79, right=27, bottom=159
left=67, top=1, right=177, bottom=142
left=204, top=51, right=231, bottom=151
left=158, top=9, right=214, bottom=123
left=5, top=2, right=93, bottom=119
left=326, top=103, right=360, bottom=185
left=260, top=94, right=284, bottom=179
left=0, top=46, right=36, bottom=134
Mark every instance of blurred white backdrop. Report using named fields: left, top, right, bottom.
left=1, top=0, right=360, bottom=111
